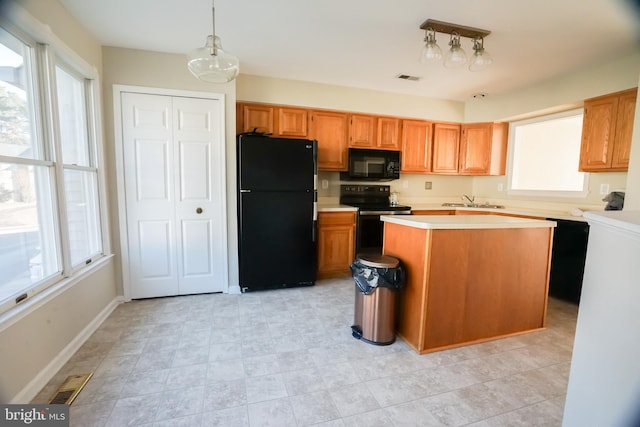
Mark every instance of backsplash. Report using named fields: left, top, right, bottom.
left=318, top=170, right=628, bottom=209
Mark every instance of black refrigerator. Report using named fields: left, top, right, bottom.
left=237, top=133, right=318, bottom=292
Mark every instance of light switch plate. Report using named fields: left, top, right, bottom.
left=600, top=183, right=609, bottom=195
left=321, top=179, right=329, bottom=189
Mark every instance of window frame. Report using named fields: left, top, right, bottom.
left=0, top=13, right=110, bottom=317
left=506, top=108, right=590, bottom=198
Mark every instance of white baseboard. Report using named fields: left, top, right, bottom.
left=10, top=296, right=124, bottom=404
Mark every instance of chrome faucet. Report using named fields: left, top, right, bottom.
left=462, top=194, right=475, bottom=204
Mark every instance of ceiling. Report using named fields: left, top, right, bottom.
left=58, top=0, right=640, bottom=102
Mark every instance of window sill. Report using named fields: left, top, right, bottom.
left=0, top=254, right=115, bottom=332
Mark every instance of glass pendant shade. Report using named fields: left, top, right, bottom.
left=419, top=30, right=443, bottom=63
left=188, top=35, right=239, bottom=83
left=468, top=38, right=493, bottom=71
left=443, top=33, right=467, bottom=68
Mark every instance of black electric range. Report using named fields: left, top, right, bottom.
left=339, top=185, right=411, bottom=213
left=339, top=184, right=411, bottom=253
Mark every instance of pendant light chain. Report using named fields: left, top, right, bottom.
left=210, top=0, right=217, bottom=56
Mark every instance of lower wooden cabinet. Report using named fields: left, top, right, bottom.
left=317, top=211, right=356, bottom=279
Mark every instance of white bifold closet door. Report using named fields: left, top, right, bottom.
left=121, top=92, right=226, bottom=298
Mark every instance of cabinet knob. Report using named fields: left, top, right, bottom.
left=196, top=207, right=203, bottom=214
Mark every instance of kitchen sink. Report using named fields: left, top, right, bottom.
left=442, top=202, right=505, bottom=209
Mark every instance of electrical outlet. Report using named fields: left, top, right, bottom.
left=321, top=179, right=329, bottom=190
left=497, top=183, right=504, bottom=192
left=402, top=180, right=409, bottom=189
left=600, top=183, right=610, bottom=195
left=424, top=181, right=432, bottom=190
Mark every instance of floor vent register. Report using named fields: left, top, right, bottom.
left=49, top=373, right=93, bottom=405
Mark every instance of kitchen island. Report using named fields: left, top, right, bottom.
left=381, top=215, right=556, bottom=354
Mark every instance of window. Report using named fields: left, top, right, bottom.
left=508, top=109, right=588, bottom=197
left=0, top=23, right=106, bottom=315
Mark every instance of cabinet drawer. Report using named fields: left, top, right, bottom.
left=318, top=211, right=356, bottom=226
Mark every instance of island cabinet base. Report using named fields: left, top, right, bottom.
left=383, top=222, right=553, bottom=354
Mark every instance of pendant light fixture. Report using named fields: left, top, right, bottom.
left=468, top=37, right=493, bottom=71
left=419, top=28, right=443, bottom=63
left=443, top=32, right=467, bottom=68
left=418, top=19, right=492, bottom=71
left=187, top=0, right=239, bottom=83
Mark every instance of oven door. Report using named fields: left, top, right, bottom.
left=357, top=210, right=410, bottom=254
left=357, top=213, right=384, bottom=254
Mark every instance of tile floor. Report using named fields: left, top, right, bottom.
left=32, top=277, right=578, bottom=426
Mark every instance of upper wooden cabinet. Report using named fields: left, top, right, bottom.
left=310, top=110, right=349, bottom=171
left=376, top=117, right=401, bottom=150
left=237, top=102, right=510, bottom=176
left=432, top=122, right=461, bottom=174
left=238, top=103, right=308, bottom=137
left=277, top=107, right=308, bottom=137
left=348, top=114, right=376, bottom=148
left=347, top=114, right=401, bottom=150
left=401, top=120, right=433, bottom=173
left=579, top=88, right=637, bottom=172
left=459, top=122, right=508, bottom=175
left=239, top=103, right=274, bottom=134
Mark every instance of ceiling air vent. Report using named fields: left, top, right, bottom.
left=395, top=74, right=421, bottom=81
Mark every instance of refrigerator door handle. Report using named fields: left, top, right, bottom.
left=312, top=220, right=317, bottom=243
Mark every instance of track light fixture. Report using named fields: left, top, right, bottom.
left=419, top=19, right=492, bottom=72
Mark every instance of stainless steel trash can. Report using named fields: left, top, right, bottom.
left=351, top=254, right=403, bottom=346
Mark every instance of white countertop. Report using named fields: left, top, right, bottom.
left=409, top=203, right=589, bottom=222
left=381, top=214, right=557, bottom=230
left=584, top=210, right=640, bottom=235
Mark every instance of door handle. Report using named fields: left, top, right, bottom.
left=196, top=207, right=203, bottom=214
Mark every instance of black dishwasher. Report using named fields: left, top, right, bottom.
left=546, top=218, right=590, bottom=304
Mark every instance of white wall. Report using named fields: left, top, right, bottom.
left=237, top=74, right=465, bottom=122
left=0, top=1, right=118, bottom=403
left=623, top=74, right=640, bottom=210
left=239, top=56, right=640, bottom=208
left=466, top=51, right=640, bottom=208
left=101, top=47, right=239, bottom=293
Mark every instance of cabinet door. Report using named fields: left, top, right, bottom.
left=377, top=117, right=400, bottom=150
left=401, top=120, right=432, bottom=173
left=459, top=123, right=492, bottom=175
left=432, top=123, right=461, bottom=174
left=349, top=114, right=376, bottom=148
left=611, top=89, right=637, bottom=170
left=276, top=107, right=308, bottom=137
left=240, top=104, right=274, bottom=134
left=579, top=95, right=618, bottom=171
left=317, top=212, right=356, bottom=278
left=310, top=111, right=349, bottom=171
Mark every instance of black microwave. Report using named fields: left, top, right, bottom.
left=341, top=148, right=401, bottom=181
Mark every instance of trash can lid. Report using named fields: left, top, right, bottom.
left=356, top=254, right=399, bottom=268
